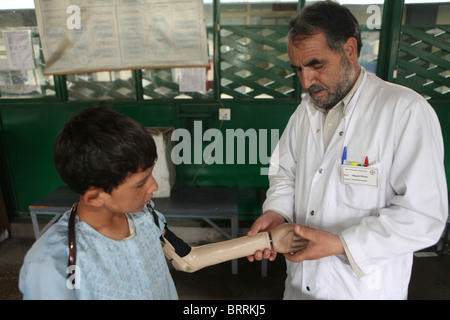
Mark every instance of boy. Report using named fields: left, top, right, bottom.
left=19, top=104, right=178, bottom=299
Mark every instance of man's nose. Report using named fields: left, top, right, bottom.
left=299, top=68, right=316, bottom=89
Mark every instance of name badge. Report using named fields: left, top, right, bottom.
left=341, top=165, right=378, bottom=187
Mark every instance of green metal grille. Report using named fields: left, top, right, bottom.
left=142, top=68, right=214, bottom=100
left=220, top=25, right=295, bottom=99
left=66, top=72, right=136, bottom=101
left=394, top=25, right=449, bottom=101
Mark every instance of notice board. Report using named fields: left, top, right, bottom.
left=34, top=0, right=209, bottom=75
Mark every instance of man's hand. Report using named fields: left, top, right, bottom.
left=284, top=225, right=344, bottom=262
left=247, top=210, right=285, bottom=262
left=270, top=223, right=309, bottom=253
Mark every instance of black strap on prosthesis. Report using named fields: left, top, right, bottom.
left=147, top=202, right=192, bottom=258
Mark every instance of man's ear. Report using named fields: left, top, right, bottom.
left=343, top=37, right=359, bottom=64
left=82, top=187, right=105, bottom=207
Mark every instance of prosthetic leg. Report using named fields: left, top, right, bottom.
left=161, top=223, right=308, bottom=273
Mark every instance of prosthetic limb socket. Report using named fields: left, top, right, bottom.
left=161, top=223, right=307, bottom=273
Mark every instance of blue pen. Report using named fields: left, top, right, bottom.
left=341, top=146, right=347, bottom=165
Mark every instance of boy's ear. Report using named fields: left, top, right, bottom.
left=82, top=187, right=105, bottom=207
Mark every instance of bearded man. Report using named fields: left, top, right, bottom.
left=248, top=1, right=447, bottom=300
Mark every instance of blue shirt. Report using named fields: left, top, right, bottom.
left=19, top=203, right=178, bottom=300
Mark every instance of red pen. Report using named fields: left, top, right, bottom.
left=364, top=156, right=369, bottom=167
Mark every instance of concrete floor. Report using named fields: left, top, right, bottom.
left=1, top=217, right=449, bottom=300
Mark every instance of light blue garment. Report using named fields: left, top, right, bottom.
left=19, top=202, right=178, bottom=300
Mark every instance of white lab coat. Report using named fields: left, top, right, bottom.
left=263, top=70, right=448, bottom=300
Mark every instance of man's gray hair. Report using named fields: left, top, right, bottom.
left=289, top=1, right=363, bottom=57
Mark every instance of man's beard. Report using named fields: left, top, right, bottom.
left=307, top=57, right=356, bottom=110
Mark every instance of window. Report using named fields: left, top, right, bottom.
left=394, top=1, right=449, bottom=100
left=4, top=1, right=444, bottom=102
left=66, top=71, right=136, bottom=101
left=0, top=4, right=55, bottom=98
left=142, top=0, right=214, bottom=100
left=219, top=0, right=298, bottom=99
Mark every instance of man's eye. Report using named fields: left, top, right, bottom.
left=313, top=65, right=324, bottom=70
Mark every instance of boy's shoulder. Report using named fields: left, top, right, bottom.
left=23, top=211, right=70, bottom=264
left=19, top=211, right=78, bottom=299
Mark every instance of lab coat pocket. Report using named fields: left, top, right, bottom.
left=331, top=162, right=382, bottom=212
left=329, top=255, right=382, bottom=300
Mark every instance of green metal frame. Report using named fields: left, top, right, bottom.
left=376, top=0, right=405, bottom=82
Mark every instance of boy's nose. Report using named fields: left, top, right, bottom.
left=149, top=176, right=158, bottom=194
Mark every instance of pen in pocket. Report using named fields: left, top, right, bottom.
left=341, top=146, right=347, bottom=165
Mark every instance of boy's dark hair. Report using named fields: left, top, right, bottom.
left=289, top=1, right=362, bottom=57
left=54, top=104, right=157, bottom=195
